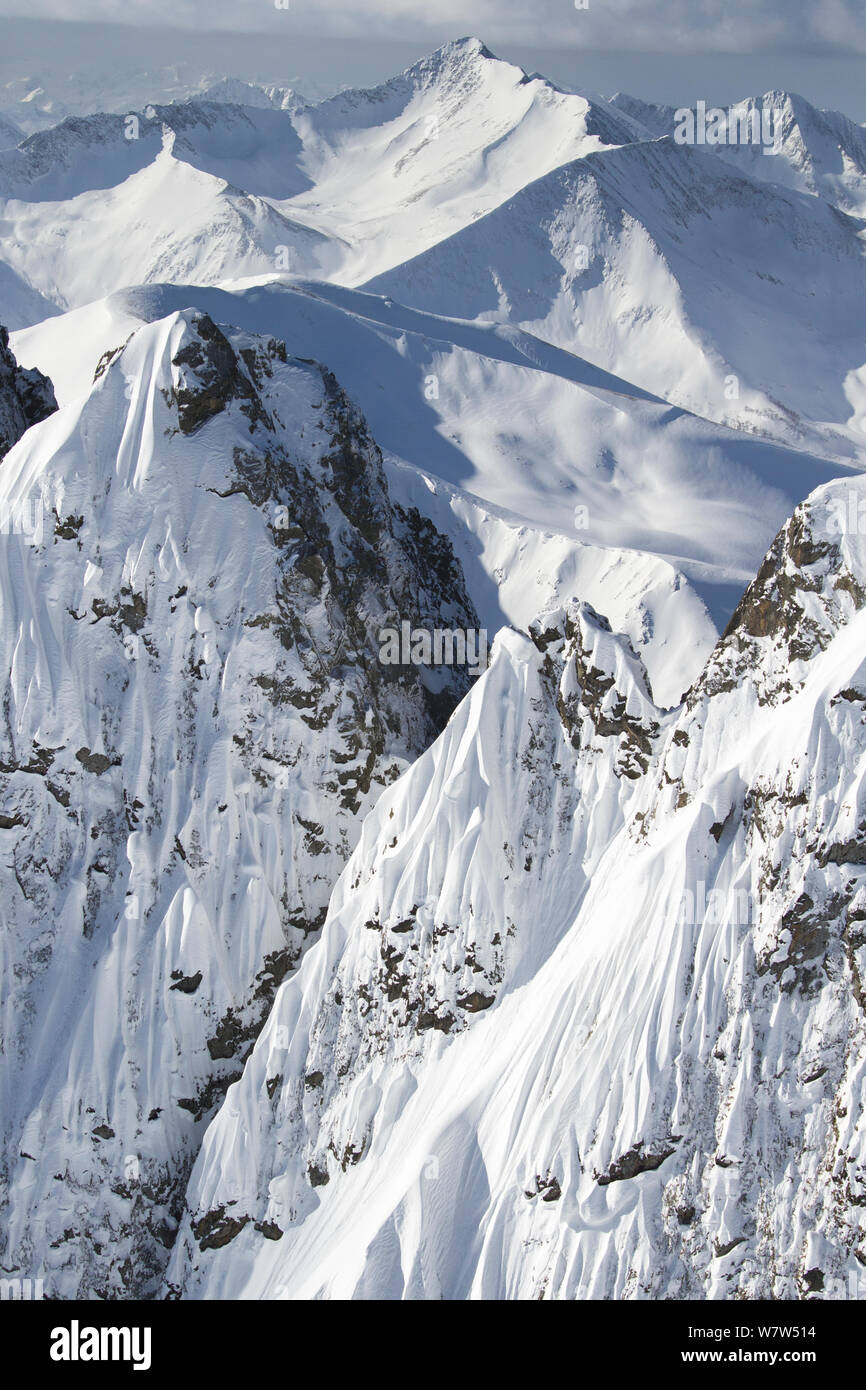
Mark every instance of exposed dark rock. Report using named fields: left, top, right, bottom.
left=169, top=972, right=202, bottom=995
left=416, top=1009, right=455, bottom=1034
left=192, top=1205, right=250, bottom=1251
left=457, top=990, right=495, bottom=1013
left=524, top=1174, right=562, bottom=1202
left=596, top=1140, right=676, bottom=1186
left=171, top=313, right=270, bottom=435
left=0, top=324, right=57, bottom=459
left=75, top=748, right=116, bottom=775
left=254, top=1220, right=283, bottom=1240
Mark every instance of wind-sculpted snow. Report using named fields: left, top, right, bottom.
left=0, top=309, right=480, bottom=1297
left=171, top=476, right=866, bottom=1300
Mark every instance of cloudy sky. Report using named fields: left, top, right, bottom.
left=1, top=2, right=864, bottom=117
left=0, top=0, right=864, bottom=51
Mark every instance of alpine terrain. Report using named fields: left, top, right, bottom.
left=0, top=35, right=864, bottom=1302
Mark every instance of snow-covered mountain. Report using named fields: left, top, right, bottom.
left=0, top=106, right=339, bottom=314
left=366, top=135, right=866, bottom=461
left=1, top=35, right=866, bottom=1303
left=0, top=40, right=643, bottom=311
left=0, top=307, right=481, bottom=1298
left=0, top=68, right=330, bottom=138
left=12, top=276, right=851, bottom=690
left=169, top=474, right=866, bottom=1299
left=610, top=90, right=866, bottom=219
left=2, top=38, right=864, bottom=466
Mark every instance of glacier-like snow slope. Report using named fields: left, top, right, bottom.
left=170, top=475, right=866, bottom=1300
left=0, top=308, right=481, bottom=1297
left=12, top=278, right=855, bottom=692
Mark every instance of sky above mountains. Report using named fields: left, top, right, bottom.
left=1, top=0, right=864, bottom=53
left=0, top=9, right=864, bottom=119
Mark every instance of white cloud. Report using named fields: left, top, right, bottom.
left=0, top=0, right=863, bottom=54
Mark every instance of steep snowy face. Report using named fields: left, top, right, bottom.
left=0, top=322, right=56, bottom=457
left=287, top=37, right=640, bottom=282
left=169, top=476, right=866, bottom=1301
left=0, top=309, right=480, bottom=1298
left=167, top=602, right=669, bottom=1296
left=366, top=136, right=866, bottom=462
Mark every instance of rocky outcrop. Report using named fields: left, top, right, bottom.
left=0, top=325, right=56, bottom=459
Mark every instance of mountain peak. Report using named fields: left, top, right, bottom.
left=401, top=35, right=526, bottom=91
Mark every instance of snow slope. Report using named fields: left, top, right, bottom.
left=0, top=307, right=481, bottom=1297
left=13, top=277, right=851, bottom=702
left=170, top=475, right=866, bottom=1299
left=610, top=90, right=866, bottom=219
left=366, top=136, right=866, bottom=462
